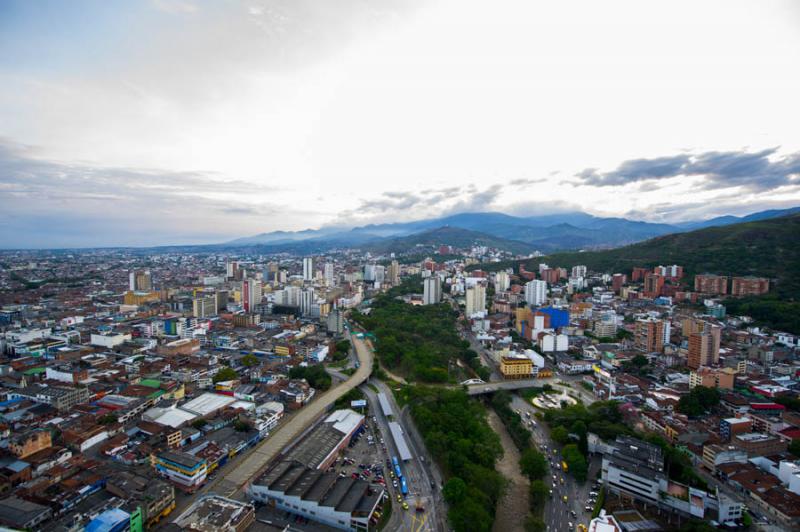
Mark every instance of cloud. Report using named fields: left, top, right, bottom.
left=0, top=139, right=311, bottom=248
left=576, top=148, right=800, bottom=191
left=509, top=177, right=548, bottom=186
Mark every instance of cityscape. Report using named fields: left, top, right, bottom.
left=2, top=2, right=800, bottom=532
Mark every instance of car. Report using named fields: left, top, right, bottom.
left=570, top=510, right=577, bottom=518
left=563, top=495, right=568, bottom=503
left=402, top=502, right=409, bottom=510
left=553, top=474, right=557, bottom=480
left=560, top=477, right=565, bottom=484
left=397, top=494, right=402, bottom=502
left=552, top=482, right=556, bottom=488
left=589, top=491, right=598, bottom=496
left=568, top=522, right=573, bottom=529
left=585, top=506, right=593, bottom=512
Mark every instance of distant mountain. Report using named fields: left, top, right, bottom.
left=364, top=226, right=535, bottom=255
left=226, top=206, right=800, bottom=254
left=676, top=206, right=800, bottom=230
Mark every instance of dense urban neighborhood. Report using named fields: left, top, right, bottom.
left=0, top=211, right=798, bottom=532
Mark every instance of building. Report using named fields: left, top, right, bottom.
left=611, top=273, right=626, bottom=293
left=631, top=267, right=649, bottom=282
left=249, top=460, right=384, bottom=531
left=731, top=276, right=769, bottom=297
left=387, top=260, right=400, bottom=286
left=495, top=271, right=510, bottom=292
left=123, top=290, right=160, bottom=306
left=422, top=277, right=441, bottom=305
left=634, top=317, right=665, bottom=353
left=465, top=283, right=486, bottom=316
left=0, top=496, right=52, bottom=530
left=732, top=432, right=787, bottom=456
left=654, top=265, right=683, bottom=279
left=524, top=280, right=547, bottom=306
left=602, top=436, right=665, bottom=504
left=719, top=417, right=752, bottom=441
left=129, top=270, right=153, bottom=291
left=694, top=274, right=728, bottom=295
left=282, top=410, right=364, bottom=470
left=538, top=332, right=568, bottom=353
left=643, top=273, right=664, bottom=298
left=9, top=429, right=52, bottom=458
left=153, top=450, right=208, bottom=492
left=11, top=385, right=89, bottom=411
left=303, top=257, right=315, bottom=282
left=687, top=322, right=721, bottom=369
left=173, top=495, right=254, bottom=532
left=324, top=262, right=336, bottom=285
left=327, top=309, right=345, bottom=334
left=242, top=279, right=262, bottom=313
left=689, top=366, right=735, bottom=389
left=500, top=356, right=533, bottom=379
left=192, top=295, right=217, bottom=318
left=106, top=472, right=176, bottom=528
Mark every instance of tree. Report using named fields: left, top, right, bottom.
left=192, top=418, right=208, bottom=429
left=213, top=367, right=238, bottom=383
left=443, top=477, right=467, bottom=504
left=563, top=444, right=588, bottom=482
left=529, top=479, right=549, bottom=510
left=789, top=439, right=800, bottom=458
left=519, top=448, right=548, bottom=480
left=241, top=354, right=259, bottom=367
left=524, top=516, right=546, bottom=532
left=677, top=386, right=720, bottom=417
left=551, top=426, right=569, bottom=444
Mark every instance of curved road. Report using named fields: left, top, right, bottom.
left=207, top=334, right=374, bottom=499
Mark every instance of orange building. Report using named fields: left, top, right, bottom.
left=694, top=274, right=728, bottom=295
left=731, top=277, right=769, bottom=297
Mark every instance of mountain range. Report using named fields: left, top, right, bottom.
left=226, top=206, right=800, bottom=255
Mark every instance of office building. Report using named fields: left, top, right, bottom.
left=242, top=279, right=262, bottom=313
left=465, top=283, right=486, bottom=316
left=694, top=274, right=728, bottom=295
left=129, top=270, right=152, bottom=291
left=731, top=276, right=769, bottom=297
left=687, top=322, right=721, bottom=369
left=423, top=277, right=441, bottom=305
left=303, top=258, right=314, bottom=282
left=326, top=309, right=344, bottom=334
left=363, top=264, right=377, bottom=282
left=602, top=436, right=665, bottom=504
left=634, top=317, right=665, bottom=353
left=524, top=280, right=547, bottom=306
left=192, top=295, right=217, bottom=319
left=300, top=288, right=315, bottom=316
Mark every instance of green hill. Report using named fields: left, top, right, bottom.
left=475, top=213, right=800, bottom=333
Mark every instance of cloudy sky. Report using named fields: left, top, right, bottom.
left=2, top=0, right=800, bottom=248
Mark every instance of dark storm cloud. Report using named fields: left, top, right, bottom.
left=577, top=148, right=800, bottom=190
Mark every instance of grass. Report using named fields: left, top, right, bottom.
left=591, top=487, right=605, bottom=519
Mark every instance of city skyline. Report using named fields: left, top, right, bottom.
left=2, top=0, right=800, bottom=248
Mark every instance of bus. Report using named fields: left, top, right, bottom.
left=400, top=477, right=409, bottom=496
left=392, top=456, right=399, bottom=467
left=394, top=464, right=402, bottom=479
left=561, top=461, right=569, bottom=473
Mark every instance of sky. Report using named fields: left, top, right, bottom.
left=1, top=0, right=800, bottom=248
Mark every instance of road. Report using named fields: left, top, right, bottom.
left=466, top=378, right=555, bottom=395
left=510, top=394, right=600, bottom=532
left=195, top=333, right=373, bottom=503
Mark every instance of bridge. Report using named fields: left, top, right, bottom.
left=465, top=377, right=554, bottom=396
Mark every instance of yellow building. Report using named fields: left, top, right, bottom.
left=124, top=290, right=160, bottom=306
left=500, top=356, right=533, bottom=379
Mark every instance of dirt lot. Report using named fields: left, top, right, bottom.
left=488, top=410, right=530, bottom=532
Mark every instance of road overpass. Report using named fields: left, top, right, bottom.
left=209, top=334, right=373, bottom=498
left=465, top=378, right=554, bottom=395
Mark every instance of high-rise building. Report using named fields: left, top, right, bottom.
left=635, top=317, right=665, bottom=353
left=302, top=258, right=314, bottom=282
left=226, top=261, right=240, bottom=280
left=387, top=260, right=400, bottom=286
left=242, top=279, right=262, bottom=313
left=364, top=264, right=377, bottom=282
left=643, top=273, right=664, bottom=298
left=299, top=288, right=315, bottom=316
left=324, top=262, right=335, bottom=286
left=326, top=309, right=344, bottom=334
left=524, top=280, right=547, bottom=306
left=495, top=271, right=510, bottom=292
left=215, top=290, right=229, bottom=312
left=571, top=265, right=587, bottom=278
left=694, top=274, right=728, bottom=295
left=465, top=283, right=486, bottom=316
left=631, top=267, right=649, bottom=282
left=129, top=270, right=153, bottom=291
left=540, top=268, right=560, bottom=284
left=423, top=277, right=441, bottom=305
left=688, top=322, right=721, bottom=369
left=612, top=273, right=627, bottom=293
left=731, top=277, right=769, bottom=297
left=373, top=265, right=385, bottom=285
left=192, top=296, right=217, bottom=318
